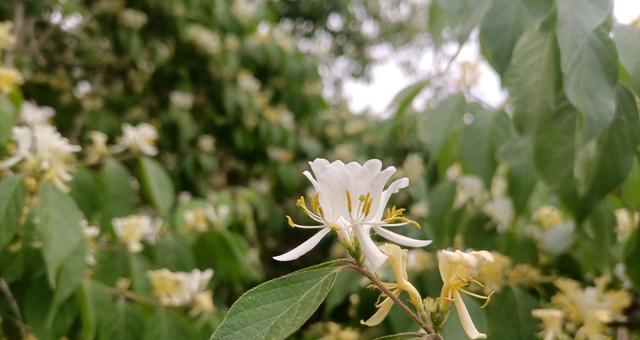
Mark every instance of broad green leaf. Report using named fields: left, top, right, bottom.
left=504, top=27, right=559, bottom=135
left=0, top=95, right=14, bottom=144
left=99, top=300, right=144, bottom=340
left=435, top=0, right=492, bottom=43
left=387, top=80, right=429, bottom=117
left=499, top=137, right=536, bottom=214
left=24, top=277, right=77, bottom=340
left=624, top=228, right=640, bottom=290
left=69, top=166, right=100, bottom=220
left=0, top=175, right=26, bottom=249
left=614, top=24, right=640, bottom=95
left=144, top=309, right=194, bottom=340
left=33, top=182, right=84, bottom=288
left=48, top=241, right=86, bottom=326
left=210, top=261, right=344, bottom=340
left=194, top=230, right=263, bottom=290
left=575, top=202, right=617, bottom=272
left=76, top=280, right=112, bottom=340
left=419, top=94, right=466, bottom=157
left=99, top=159, right=136, bottom=229
left=532, top=98, right=579, bottom=210
left=579, top=86, right=640, bottom=218
left=139, top=157, right=175, bottom=216
left=556, top=0, right=617, bottom=140
left=485, top=286, right=539, bottom=340
left=479, top=0, right=533, bottom=75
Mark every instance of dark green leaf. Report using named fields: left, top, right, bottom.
left=144, top=309, right=194, bottom=340
left=99, top=160, right=136, bottom=229
left=388, top=80, right=429, bottom=117
left=624, top=228, right=640, bottom=290
left=419, top=94, right=466, bottom=157
left=210, top=261, right=344, bottom=340
left=0, top=175, right=26, bottom=249
left=485, top=286, right=539, bottom=340
left=0, top=95, right=14, bottom=144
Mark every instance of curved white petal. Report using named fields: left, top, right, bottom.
left=453, top=290, right=486, bottom=339
left=361, top=296, right=395, bottom=326
left=373, top=177, right=410, bottom=220
left=273, top=227, right=331, bottom=261
left=353, top=225, right=387, bottom=268
left=374, top=227, right=432, bottom=248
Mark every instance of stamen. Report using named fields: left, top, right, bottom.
left=286, top=215, right=295, bottom=228
left=346, top=191, right=353, bottom=214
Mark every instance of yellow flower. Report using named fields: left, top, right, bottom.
left=0, top=66, right=22, bottom=93
left=531, top=308, right=569, bottom=340
left=362, top=244, right=423, bottom=327
left=533, top=205, right=564, bottom=230
left=0, top=21, right=15, bottom=50
left=438, top=249, right=494, bottom=339
left=476, top=251, right=511, bottom=293
left=190, top=290, right=214, bottom=318
left=614, top=208, right=638, bottom=239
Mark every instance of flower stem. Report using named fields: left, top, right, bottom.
left=341, top=258, right=440, bottom=338
left=0, top=278, right=28, bottom=337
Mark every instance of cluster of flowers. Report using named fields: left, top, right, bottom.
left=147, top=268, right=214, bottom=318
left=276, top=159, right=496, bottom=339
left=0, top=101, right=159, bottom=191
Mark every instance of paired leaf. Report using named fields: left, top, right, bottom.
left=210, top=261, right=344, bottom=340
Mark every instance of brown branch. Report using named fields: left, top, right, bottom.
left=342, top=259, right=440, bottom=338
left=102, top=286, right=160, bottom=307
left=0, top=278, right=28, bottom=337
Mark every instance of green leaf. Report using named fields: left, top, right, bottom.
left=419, top=94, right=466, bottom=157
left=485, top=286, right=539, bottom=340
left=435, top=0, right=492, bottom=43
left=69, top=166, right=100, bottom=220
left=504, top=27, right=559, bottom=135
left=210, top=261, right=344, bottom=340
left=194, top=230, right=263, bottom=290
left=99, top=160, right=136, bottom=229
left=0, top=95, right=15, bottom=144
left=579, top=85, right=640, bottom=218
left=556, top=0, right=617, bottom=141
left=144, top=309, right=194, bottom=340
left=387, top=80, right=429, bottom=117
left=47, top=241, right=86, bottom=326
left=499, top=137, right=536, bottom=214
left=614, top=24, right=640, bottom=95
left=0, top=175, right=26, bottom=249
left=99, top=300, right=144, bottom=340
left=532, top=98, right=579, bottom=209
left=76, top=280, right=112, bottom=340
left=479, top=0, right=534, bottom=75
left=33, top=182, right=84, bottom=288
left=139, top=157, right=174, bottom=216
left=575, top=202, right=617, bottom=272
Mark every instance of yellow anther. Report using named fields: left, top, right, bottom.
left=328, top=223, right=341, bottom=231
left=346, top=191, right=353, bottom=213
left=363, top=194, right=373, bottom=217
left=286, top=215, right=296, bottom=228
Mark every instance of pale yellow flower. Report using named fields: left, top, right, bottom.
left=0, top=21, right=15, bottom=50
left=148, top=268, right=213, bottom=308
left=85, top=131, right=110, bottom=164
left=532, top=308, right=569, bottom=340
left=112, top=215, right=161, bottom=253
left=438, top=249, right=494, bottom=339
left=614, top=208, right=638, bottom=239
left=476, top=251, right=511, bottom=293
left=190, top=290, right=214, bottom=318
left=0, top=67, right=22, bottom=93
left=362, top=244, right=423, bottom=326
left=533, top=205, right=565, bottom=230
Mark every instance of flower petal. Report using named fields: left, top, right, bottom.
left=272, top=227, right=331, bottom=261
left=453, top=290, right=487, bottom=339
left=353, top=225, right=387, bottom=268
left=374, top=227, right=432, bottom=248
left=361, top=296, right=395, bottom=327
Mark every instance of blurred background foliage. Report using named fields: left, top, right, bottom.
left=0, top=0, right=640, bottom=339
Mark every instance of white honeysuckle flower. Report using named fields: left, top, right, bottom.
left=19, top=102, right=54, bottom=126
left=169, top=90, right=194, bottom=110
left=438, top=249, right=494, bottom=340
left=0, top=66, right=22, bottom=93
left=186, top=24, right=221, bottom=55
left=112, top=215, right=161, bottom=253
left=147, top=268, right=213, bottom=307
left=81, top=219, right=100, bottom=265
left=273, top=158, right=431, bottom=268
left=113, top=123, right=158, bottom=156
left=482, top=196, right=514, bottom=232
left=118, top=8, right=148, bottom=30
left=0, top=125, right=80, bottom=191
left=453, top=175, right=486, bottom=208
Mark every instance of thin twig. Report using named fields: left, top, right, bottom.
left=0, top=278, right=28, bottom=337
left=102, top=286, right=160, bottom=307
left=342, top=259, right=439, bottom=338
